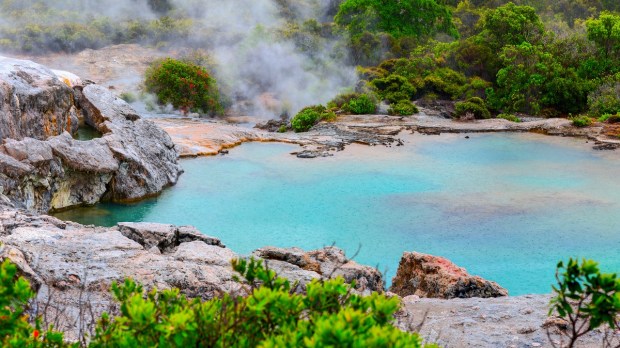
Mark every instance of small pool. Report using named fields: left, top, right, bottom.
left=54, top=132, right=620, bottom=295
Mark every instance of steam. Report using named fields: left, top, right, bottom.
left=0, top=0, right=357, bottom=118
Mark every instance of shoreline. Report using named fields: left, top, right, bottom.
left=152, top=110, right=620, bottom=159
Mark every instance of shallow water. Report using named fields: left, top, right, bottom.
left=54, top=132, right=620, bottom=295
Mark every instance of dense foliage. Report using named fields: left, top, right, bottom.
left=0, top=259, right=431, bottom=347
left=291, top=105, right=337, bottom=132
left=550, top=258, right=620, bottom=347
left=324, top=0, right=620, bottom=128
left=144, top=58, right=222, bottom=115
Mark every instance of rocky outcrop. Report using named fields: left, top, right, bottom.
left=0, top=205, right=385, bottom=340
left=252, top=246, right=384, bottom=295
left=0, top=56, right=79, bottom=142
left=390, top=252, right=508, bottom=299
left=0, top=57, right=182, bottom=212
left=0, top=205, right=243, bottom=340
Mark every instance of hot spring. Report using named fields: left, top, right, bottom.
left=54, top=132, right=620, bottom=295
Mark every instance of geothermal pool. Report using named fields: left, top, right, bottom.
left=54, top=132, right=620, bottom=295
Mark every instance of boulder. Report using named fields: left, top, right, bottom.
left=389, top=252, right=508, bottom=299
left=0, top=56, right=78, bottom=141
left=253, top=246, right=384, bottom=295
left=79, top=85, right=182, bottom=201
left=0, top=58, right=182, bottom=213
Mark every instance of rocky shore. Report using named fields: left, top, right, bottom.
left=153, top=112, right=620, bottom=160
left=1, top=56, right=617, bottom=346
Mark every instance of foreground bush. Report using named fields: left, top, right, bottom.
left=144, top=58, right=222, bottom=115
left=0, top=260, right=67, bottom=347
left=0, top=259, right=431, bottom=347
left=550, top=258, right=620, bottom=347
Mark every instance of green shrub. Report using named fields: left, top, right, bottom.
left=144, top=58, right=222, bottom=115
left=277, top=125, right=287, bottom=133
left=571, top=115, right=593, bottom=127
left=454, top=97, right=491, bottom=119
left=587, top=80, right=620, bottom=116
left=371, top=75, right=416, bottom=104
left=497, top=113, right=521, bottom=122
left=291, top=105, right=332, bottom=132
left=388, top=100, right=418, bottom=116
left=0, top=260, right=68, bottom=347
left=549, top=258, right=620, bottom=347
left=346, top=94, right=376, bottom=115
left=92, top=258, right=431, bottom=347
left=598, top=113, right=612, bottom=122
left=327, top=93, right=359, bottom=109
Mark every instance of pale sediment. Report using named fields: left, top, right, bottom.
left=153, top=112, right=620, bottom=159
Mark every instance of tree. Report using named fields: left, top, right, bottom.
left=488, top=42, right=588, bottom=115
left=335, top=0, right=458, bottom=40
left=586, top=11, right=620, bottom=58
left=481, top=2, right=544, bottom=49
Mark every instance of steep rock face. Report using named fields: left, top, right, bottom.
left=253, top=246, right=384, bottom=295
left=0, top=57, right=182, bottom=212
left=390, top=251, right=508, bottom=299
left=0, top=57, right=78, bottom=141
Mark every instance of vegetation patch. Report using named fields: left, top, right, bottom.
left=144, top=58, right=222, bottom=115
left=571, top=115, right=593, bottom=127
left=454, top=97, right=491, bottom=120
left=388, top=100, right=418, bottom=116
left=0, top=259, right=433, bottom=347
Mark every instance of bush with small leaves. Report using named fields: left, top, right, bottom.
left=371, top=75, right=416, bottom=104
left=497, top=113, right=521, bottom=122
left=0, top=260, right=69, bottom=347
left=345, top=94, right=376, bottom=115
left=144, top=58, right=222, bottom=115
left=571, top=115, right=593, bottom=127
left=291, top=105, right=334, bottom=132
left=549, top=258, right=620, bottom=348
left=454, top=97, right=491, bottom=119
left=388, top=100, right=418, bottom=116
left=89, top=258, right=433, bottom=347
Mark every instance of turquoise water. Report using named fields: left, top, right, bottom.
left=54, top=132, right=620, bottom=295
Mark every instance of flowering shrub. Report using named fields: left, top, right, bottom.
left=144, top=58, right=222, bottom=115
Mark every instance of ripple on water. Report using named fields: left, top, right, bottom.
left=53, top=132, right=620, bottom=295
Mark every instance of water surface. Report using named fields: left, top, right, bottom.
left=55, top=133, right=620, bottom=295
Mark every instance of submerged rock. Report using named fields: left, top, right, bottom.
left=253, top=246, right=384, bottom=295
left=390, top=251, right=508, bottom=299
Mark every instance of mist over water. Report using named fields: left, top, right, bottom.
left=0, top=0, right=356, bottom=117
left=55, top=133, right=620, bottom=295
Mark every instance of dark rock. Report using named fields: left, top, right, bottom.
left=118, top=222, right=223, bottom=253
left=592, top=142, right=620, bottom=150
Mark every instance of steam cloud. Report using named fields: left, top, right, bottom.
left=0, top=0, right=357, bottom=118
